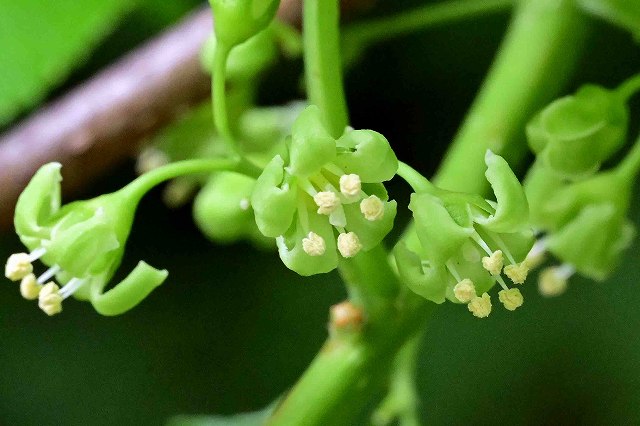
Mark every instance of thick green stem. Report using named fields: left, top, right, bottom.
left=303, top=0, right=349, bottom=137
left=343, top=0, right=514, bottom=47
left=435, top=0, right=589, bottom=193
left=269, top=1, right=589, bottom=425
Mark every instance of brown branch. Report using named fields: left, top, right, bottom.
left=0, top=0, right=371, bottom=230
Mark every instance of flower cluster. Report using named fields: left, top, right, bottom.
left=395, top=151, right=536, bottom=318
left=251, top=105, right=398, bottom=275
left=523, top=83, right=638, bottom=296
left=5, top=163, right=167, bottom=316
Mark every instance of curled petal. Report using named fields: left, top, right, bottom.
left=90, top=261, right=168, bottom=316
left=394, top=243, right=447, bottom=304
left=475, top=150, right=529, bottom=233
left=334, top=130, right=398, bottom=182
left=288, top=105, right=336, bottom=177
left=251, top=155, right=297, bottom=237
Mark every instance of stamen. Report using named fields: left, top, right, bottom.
left=481, top=250, right=503, bottom=276
left=498, top=288, right=524, bottom=311
left=486, top=233, right=517, bottom=265
left=445, top=261, right=462, bottom=282
left=314, top=191, right=341, bottom=215
left=37, top=265, right=61, bottom=285
left=302, top=232, right=326, bottom=256
left=538, top=264, right=573, bottom=297
left=28, top=247, right=47, bottom=262
left=495, top=275, right=510, bottom=291
left=468, top=293, right=492, bottom=318
left=59, top=278, right=86, bottom=299
left=360, top=195, right=385, bottom=221
left=337, top=232, right=362, bottom=258
left=5, top=253, right=33, bottom=281
left=19, top=274, right=41, bottom=300
left=470, top=233, right=493, bottom=257
left=504, top=262, right=529, bottom=284
left=339, top=174, right=362, bottom=201
left=524, top=238, right=547, bottom=269
left=453, top=279, right=476, bottom=303
left=38, top=282, right=63, bottom=316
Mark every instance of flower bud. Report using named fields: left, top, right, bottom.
left=209, top=0, right=281, bottom=48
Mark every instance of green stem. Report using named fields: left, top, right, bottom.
left=122, top=158, right=241, bottom=201
left=616, top=135, right=640, bottom=181
left=435, top=0, right=589, bottom=193
left=212, top=42, right=240, bottom=156
left=616, top=73, right=640, bottom=101
left=397, top=161, right=436, bottom=193
left=303, top=0, right=349, bottom=137
left=343, top=0, right=514, bottom=48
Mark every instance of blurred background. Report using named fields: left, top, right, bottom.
left=1, top=0, right=640, bottom=424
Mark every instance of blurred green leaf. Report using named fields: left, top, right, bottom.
left=577, top=0, right=640, bottom=39
left=0, top=0, right=131, bottom=125
left=167, top=401, right=276, bottom=426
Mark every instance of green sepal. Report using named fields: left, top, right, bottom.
left=343, top=200, right=397, bottom=251
left=526, top=85, right=628, bottom=177
left=524, top=161, right=566, bottom=230
left=546, top=203, right=635, bottom=281
left=251, top=155, right=297, bottom=237
left=193, top=172, right=256, bottom=244
left=90, top=261, right=168, bottom=316
left=14, top=162, right=62, bottom=246
left=276, top=206, right=338, bottom=276
left=288, top=105, right=336, bottom=177
left=474, top=150, right=529, bottom=233
left=394, top=243, right=448, bottom=304
left=410, top=193, right=473, bottom=264
left=334, top=129, right=398, bottom=182
left=200, top=26, right=278, bottom=81
left=209, top=0, right=281, bottom=48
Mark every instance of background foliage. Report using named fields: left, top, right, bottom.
left=1, top=0, right=639, bottom=424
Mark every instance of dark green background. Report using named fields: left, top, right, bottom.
left=1, top=1, right=640, bottom=424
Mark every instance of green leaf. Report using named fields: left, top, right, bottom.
left=0, top=0, right=131, bottom=125
left=167, top=401, right=277, bottom=426
left=577, top=0, right=640, bottom=38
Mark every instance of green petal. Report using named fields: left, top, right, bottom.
left=193, top=172, right=256, bottom=243
left=90, top=261, right=168, bottom=316
left=475, top=150, right=529, bottom=233
left=343, top=200, right=397, bottom=251
left=546, top=203, right=634, bottom=281
left=394, top=243, right=448, bottom=304
left=410, top=193, right=473, bottom=263
left=14, top=162, right=62, bottom=247
left=334, top=129, right=398, bottom=182
left=288, top=105, right=336, bottom=177
left=523, top=161, right=566, bottom=230
left=276, top=208, right=338, bottom=276
left=251, top=155, right=297, bottom=237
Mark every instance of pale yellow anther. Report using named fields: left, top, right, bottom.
left=538, top=267, right=568, bottom=297
left=136, top=147, right=169, bottom=174
left=481, top=250, right=503, bottom=276
left=5, top=253, right=33, bottom=281
left=468, top=293, right=492, bottom=318
left=339, top=174, right=361, bottom=200
left=498, top=288, right=523, bottom=311
left=504, top=262, right=529, bottom=284
left=38, top=282, right=63, bottom=316
left=337, top=232, right=362, bottom=258
left=20, top=273, right=41, bottom=300
left=313, top=191, right=341, bottom=215
left=360, top=195, right=384, bottom=221
left=302, top=232, right=326, bottom=256
left=453, top=279, right=476, bottom=303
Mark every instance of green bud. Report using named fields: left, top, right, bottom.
left=334, top=129, right=398, bottom=182
left=288, top=105, right=336, bottom=177
left=209, top=0, right=281, bottom=48
left=526, top=85, right=628, bottom=177
left=251, top=155, right=297, bottom=237
left=193, top=172, right=256, bottom=243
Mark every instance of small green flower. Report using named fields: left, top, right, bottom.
left=526, top=84, right=628, bottom=178
left=5, top=163, right=167, bottom=316
left=395, top=151, right=533, bottom=316
left=209, top=0, right=281, bottom=48
left=251, top=105, right=398, bottom=276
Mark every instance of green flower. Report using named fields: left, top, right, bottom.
left=526, top=84, right=628, bottom=178
left=251, top=105, right=398, bottom=276
left=209, top=0, right=281, bottom=48
left=5, top=163, right=167, bottom=316
left=395, top=151, right=533, bottom=316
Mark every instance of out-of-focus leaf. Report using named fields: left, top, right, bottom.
left=167, top=401, right=277, bottom=426
left=577, top=0, right=640, bottom=39
left=0, top=0, right=131, bottom=125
